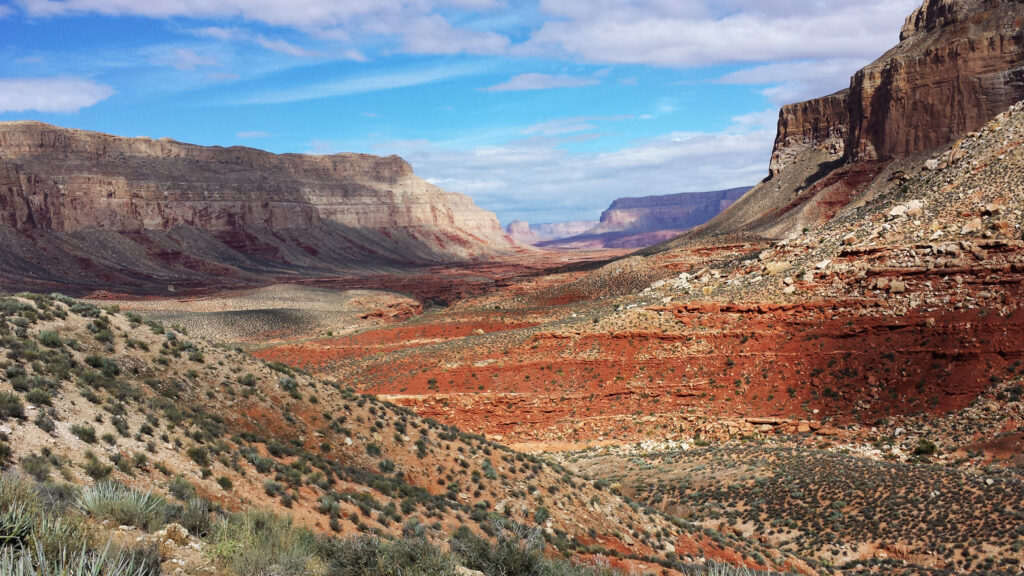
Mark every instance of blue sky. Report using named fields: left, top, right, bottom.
left=0, top=0, right=921, bottom=224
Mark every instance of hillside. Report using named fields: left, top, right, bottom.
left=0, top=292, right=813, bottom=575
left=0, top=122, right=515, bottom=296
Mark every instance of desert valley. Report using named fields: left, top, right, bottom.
left=1, top=0, right=1024, bottom=575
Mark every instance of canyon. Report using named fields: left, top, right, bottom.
left=3, top=1, right=1024, bottom=574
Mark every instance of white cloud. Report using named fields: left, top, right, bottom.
left=376, top=113, right=776, bottom=223
left=399, top=14, right=510, bottom=55
left=242, top=63, right=485, bottom=104
left=522, top=115, right=632, bottom=136
left=236, top=130, right=270, bottom=139
left=17, top=0, right=509, bottom=57
left=718, top=58, right=867, bottom=103
left=523, top=0, right=921, bottom=67
left=0, top=76, right=114, bottom=113
left=484, top=73, right=598, bottom=92
left=0, top=5, right=13, bottom=18
left=163, top=48, right=220, bottom=70
left=192, top=27, right=323, bottom=58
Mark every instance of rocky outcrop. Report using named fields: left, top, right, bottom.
left=770, top=91, right=849, bottom=177
left=505, top=220, right=598, bottom=244
left=670, top=0, right=1024, bottom=246
left=0, top=122, right=513, bottom=294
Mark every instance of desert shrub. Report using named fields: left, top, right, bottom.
left=69, top=425, right=96, bottom=444
left=451, top=524, right=620, bottom=576
left=76, top=482, right=167, bottom=532
left=174, top=497, right=212, bottom=538
left=20, top=455, right=52, bottom=483
left=25, top=389, right=52, bottom=407
left=0, top=541, right=157, bottom=576
left=36, top=331, right=62, bottom=348
left=186, top=446, right=210, bottom=467
left=913, top=438, right=938, bottom=456
left=32, top=413, right=55, bottom=434
left=209, top=510, right=320, bottom=576
left=320, top=535, right=459, bottom=576
left=0, top=392, right=26, bottom=420
left=168, top=476, right=196, bottom=501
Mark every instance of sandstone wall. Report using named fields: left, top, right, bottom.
left=0, top=122, right=509, bottom=250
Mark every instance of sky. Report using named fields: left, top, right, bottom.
left=0, top=0, right=922, bottom=225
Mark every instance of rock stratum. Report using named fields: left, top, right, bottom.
left=669, top=0, right=1024, bottom=246
left=0, top=122, right=514, bottom=294
left=539, top=188, right=748, bottom=249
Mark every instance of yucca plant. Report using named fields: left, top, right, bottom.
left=0, top=542, right=154, bottom=576
left=0, top=502, right=34, bottom=549
left=76, top=483, right=167, bottom=532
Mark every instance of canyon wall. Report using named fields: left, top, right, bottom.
left=0, top=122, right=513, bottom=294
left=670, top=0, right=1024, bottom=246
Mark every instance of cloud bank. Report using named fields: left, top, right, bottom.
left=0, top=77, right=114, bottom=113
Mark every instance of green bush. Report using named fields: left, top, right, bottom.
left=186, top=446, right=210, bottom=467
left=25, top=389, right=52, bottom=407
left=913, top=438, right=938, bottom=456
left=20, top=454, right=52, bottom=482
left=82, top=453, right=112, bottom=481
left=210, top=510, right=320, bottom=576
left=320, top=535, right=458, bottom=576
left=70, top=424, right=96, bottom=444
left=0, top=392, right=26, bottom=420
left=173, top=497, right=211, bottom=538
left=37, top=331, right=62, bottom=348
left=451, top=524, right=620, bottom=576
left=0, top=541, right=156, bottom=576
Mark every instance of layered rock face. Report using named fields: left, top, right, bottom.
left=675, top=0, right=1024, bottom=245
left=505, top=220, right=598, bottom=244
left=769, top=91, right=849, bottom=177
left=0, top=122, right=512, bottom=294
left=848, top=0, right=1024, bottom=161
left=594, top=188, right=748, bottom=234
left=540, top=188, right=749, bottom=249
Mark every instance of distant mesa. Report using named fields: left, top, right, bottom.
left=0, top=121, right=514, bottom=295
left=523, top=187, right=749, bottom=250
left=505, top=220, right=599, bottom=244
